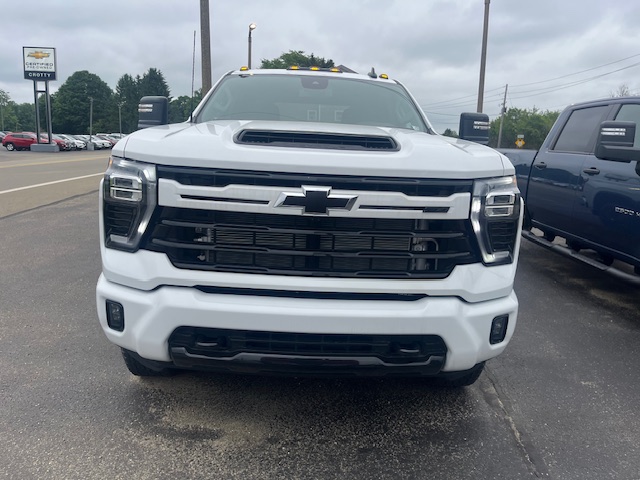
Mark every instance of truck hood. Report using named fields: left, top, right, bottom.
left=114, top=121, right=513, bottom=179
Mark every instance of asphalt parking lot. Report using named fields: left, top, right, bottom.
left=1, top=150, right=639, bottom=479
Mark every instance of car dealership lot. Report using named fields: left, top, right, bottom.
left=1, top=166, right=639, bottom=479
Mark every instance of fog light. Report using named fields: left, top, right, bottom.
left=490, top=315, right=509, bottom=344
left=106, top=300, right=125, bottom=331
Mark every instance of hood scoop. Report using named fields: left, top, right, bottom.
left=234, top=130, right=399, bottom=151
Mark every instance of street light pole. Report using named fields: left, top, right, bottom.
left=477, top=0, right=490, bottom=113
left=248, top=23, right=257, bottom=69
left=118, top=103, right=122, bottom=136
left=0, top=91, right=6, bottom=131
left=88, top=97, right=94, bottom=151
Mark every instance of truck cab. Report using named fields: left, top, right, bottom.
left=504, top=97, right=640, bottom=274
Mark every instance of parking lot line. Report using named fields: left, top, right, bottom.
left=0, top=172, right=104, bottom=195
left=0, top=155, right=108, bottom=169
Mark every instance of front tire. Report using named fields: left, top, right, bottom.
left=5, top=143, right=15, bottom=151
left=121, top=348, right=175, bottom=377
left=598, top=254, right=614, bottom=266
left=433, top=362, right=485, bottom=388
left=542, top=230, right=556, bottom=242
left=567, top=240, right=582, bottom=252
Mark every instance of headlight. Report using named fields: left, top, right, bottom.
left=470, top=176, right=521, bottom=265
left=102, top=157, right=157, bottom=251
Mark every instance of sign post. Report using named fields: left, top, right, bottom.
left=23, top=46, right=58, bottom=152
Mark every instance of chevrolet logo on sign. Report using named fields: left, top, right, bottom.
left=27, top=51, right=50, bottom=60
left=276, top=186, right=357, bottom=215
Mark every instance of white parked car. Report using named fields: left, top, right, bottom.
left=74, top=135, right=110, bottom=149
left=58, top=134, right=86, bottom=150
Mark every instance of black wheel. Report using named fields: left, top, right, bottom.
left=567, top=240, right=582, bottom=252
left=543, top=231, right=556, bottom=242
left=433, top=362, right=485, bottom=388
left=121, top=348, right=175, bottom=377
left=522, top=206, right=532, bottom=231
left=598, top=254, right=614, bottom=266
left=5, top=142, right=15, bottom=151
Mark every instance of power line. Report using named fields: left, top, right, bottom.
left=422, top=91, right=504, bottom=111
left=419, top=52, right=640, bottom=111
left=509, top=52, right=640, bottom=88
left=419, top=86, right=504, bottom=108
left=509, top=61, right=640, bottom=100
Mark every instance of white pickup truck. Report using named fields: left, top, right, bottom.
left=96, top=67, right=522, bottom=386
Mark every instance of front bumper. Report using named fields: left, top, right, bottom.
left=96, top=274, right=518, bottom=374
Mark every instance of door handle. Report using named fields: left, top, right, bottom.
left=582, top=167, right=600, bottom=175
left=534, top=162, right=547, bottom=169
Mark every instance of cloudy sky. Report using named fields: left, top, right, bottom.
left=1, top=0, right=639, bottom=133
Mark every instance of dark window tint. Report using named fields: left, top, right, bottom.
left=197, top=74, right=428, bottom=132
left=615, top=104, right=640, bottom=147
left=553, top=105, right=609, bottom=153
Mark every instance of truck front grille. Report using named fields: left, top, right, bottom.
left=143, top=208, right=479, bottom=278
left=169, top=327, right=448, bottom=365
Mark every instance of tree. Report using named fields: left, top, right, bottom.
left=611, top=84, right=631, bottom=98
left=442, top=128, right=458, bottom=138
left=169, top=89, right=202, bottom=123
left=14, top=103, right=35, bottom=132
left=52, top=70, right=113, bottom=134
left=489, top=107, right=560, bottom=150
left=260, top=50, right=335, bottom=69
left=115, top=73, right=140, bottom=134
left=138, top=68, right=170, bottom=98
left=0, top=89, right=18, bottom=132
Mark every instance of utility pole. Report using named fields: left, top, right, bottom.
left=200, top=0, right=212, bottom=94
left=88, top=97, right=94, bottom=150
left=477, top=0, right=490, bottom=113
left=497, top=84, right=508, bottom=148
left=248, top=23, right=257, bottom=69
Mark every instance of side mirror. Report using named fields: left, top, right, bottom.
left=459, top=112, right=490, bottom=145
left=594, top=121, right=638, bottom=162
left=138, top=96, right=168, bottom=129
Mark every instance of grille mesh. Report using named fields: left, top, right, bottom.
left=487, top=220, right=518, bottom=253
left=144, top=208, right=478, bottom=278
left=104, top=204, right=136, bottom=237
left=169, top=327, right=447, bottom=365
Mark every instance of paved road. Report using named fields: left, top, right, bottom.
left=0, top=148, right=108, bottom=218
left=1, top=164, right=639, bottom=479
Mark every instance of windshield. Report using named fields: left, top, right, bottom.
left=196, top=74, right=429, bottom=132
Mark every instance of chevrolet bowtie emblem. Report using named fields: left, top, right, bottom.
left=276, top=186, right=357, bottom=215
left=27, top=51, right=51, bottom=60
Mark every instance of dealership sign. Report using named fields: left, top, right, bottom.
left=23, top=47, right=57, bottom=81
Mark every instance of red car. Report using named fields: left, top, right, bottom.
left=2, top=132, right=38, bottom=151
left=40, top=135, right=68, bottom=151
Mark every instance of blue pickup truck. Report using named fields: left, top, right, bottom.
left=499, top=96, right=640, bottom=281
